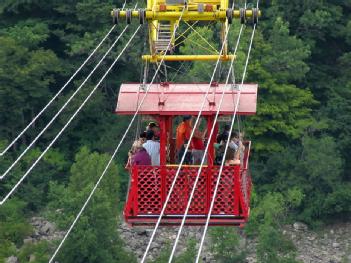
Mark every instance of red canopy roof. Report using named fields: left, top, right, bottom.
left=115, top=83, right=258, bottom=116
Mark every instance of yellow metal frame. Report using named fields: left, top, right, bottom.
left=111, top=0, right=261, bottom=62
left=115, top=9, right=259, bottom=21
left=142, top=54, right=235, bottom=62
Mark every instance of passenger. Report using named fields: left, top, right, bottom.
left=216, top=124, right=230, bottom=144
left=191, top=119, right=207, bottom=165
left=224, top=132, right=244, bottom=166
left=146, top=122, right=160, bottom=140
left=126, top=132, right=147, bottom=170
left=131, top=146, right=152, bottom=165
left=180, top=139, right=193, bottom=165
left=176, top=115, right=193, bottom=164
left=143, top=130, right=160, bottom=166
left=131, top=131, right=147, bottom=153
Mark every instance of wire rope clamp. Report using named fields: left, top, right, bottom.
left=240, top=8, right=246, bottom=24
left=138, top=9, right=146, bottom=24
left=226, top=8, right=233, bottom=24
left=126, top=9, right=132, bottom=24
left=198, top=3, right=204, bottom=13
left=204, top=4, right=213, bottom=12
left=159, top=4, right=167, bottom=11
left=112, top=8, right=120, bottom=25
left=252, top=7, right=259, bottom=26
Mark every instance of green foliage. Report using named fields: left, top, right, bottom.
left=46, top=147, right=134, bottom=263
left=17, top=241, right=50, bottom=263
left=152, top=239, right=197, bottom=263
left=247, top=193, right=301, bottom=263
left=0, top=199, right=32, bottom=246
left=209, top=227, right=246, bottom=262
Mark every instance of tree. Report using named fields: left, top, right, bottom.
left=247, top=193, right=301, bottom=263
left=47, top=147, right=135, bottom=263
left=210, top=227, right=246, bottom=262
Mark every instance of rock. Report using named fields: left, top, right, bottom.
left=23, top=237, right=35, bottom=244
left=6, top=256, right=19, bottom=263
left=332, top=242, right=340, bottom=248
left=40, top=222, right=55, bottom=235
left=293, top=222, right=308, bottom=231
left=29, top=254, right=36, bottom=262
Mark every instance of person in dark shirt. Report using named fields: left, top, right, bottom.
left=216, top=124, right=231, bottom=144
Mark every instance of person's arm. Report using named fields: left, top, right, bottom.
left=193, top=129, right=203, bottom=139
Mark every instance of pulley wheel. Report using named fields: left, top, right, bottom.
left=126, top=9, right=132, bottom=24
left=253, top=8, right=259, bottom=26
left=113, top=9, right=120, bottom=25
left=240, top=8, right=246, bottom=24
left=138, top=9, right=146, bottom=24
left=226, top=8, right=233, bottom=24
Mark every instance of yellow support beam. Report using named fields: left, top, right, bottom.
left=142, top=54, right=235, bottom=62
left=113, top=9, right=261, bottom=21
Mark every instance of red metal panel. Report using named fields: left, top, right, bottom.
left=115, top=83, right=258, bottom=116
left=124, top=141, right=253, bottom=226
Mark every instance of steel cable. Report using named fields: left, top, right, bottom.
left=168, top=23, right=245, bottom=263
left=196, top=2, right=259, bottom=261
left=48, top=7, right=186, bottom=262
left=0, top=26, right=130, bottom=180
left=0, top=24, right=139, bottom=204
left=0, top=25, right=116, bottom=157
left=45, top=25, right=142, bottom=261
left=141, top=4, right=236, bottom=263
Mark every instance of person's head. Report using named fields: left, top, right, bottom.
left=147, top=122, right=159, bottom=132
left=230, top=131, right=239, bottom=142
left=146, top=130, right=155, bottom=141
left=139, top=131, right=147, bottom=143
left=224, top=124, right=231, bottom=131
left=183, top=115, right=192, bottom=124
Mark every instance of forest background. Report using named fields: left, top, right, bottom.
left=0, top=0, right=350, bottom=262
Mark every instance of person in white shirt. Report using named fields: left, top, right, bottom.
left=143, top=130, right=160, bottom=166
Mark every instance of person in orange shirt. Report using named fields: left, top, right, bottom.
left=176, top=115, right=193, bottom=164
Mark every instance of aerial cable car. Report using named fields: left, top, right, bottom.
left=112, top=0, right=260, bottom=226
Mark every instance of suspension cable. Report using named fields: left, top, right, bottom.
left=196, top=3, right=259, bottom=262
left=0, top=25, right=140, bottom=205
left=168, top=24, right=245, bottom=263
left=141, top=5, right=235, bottom=263
left=0, top=26, right=116, bottom=157
left=0, top=25, right=130, bottom=181
left=48, top=8, right=186, bottom=262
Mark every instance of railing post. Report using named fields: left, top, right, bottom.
left=233, top=165, right=240, bottom=215
left=132, top=165, right=139, bottom=215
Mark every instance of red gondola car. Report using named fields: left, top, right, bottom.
left=115, top=82, right=258, bottom=226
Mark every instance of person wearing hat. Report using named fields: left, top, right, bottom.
left=176, top=115, right=193, bottom=164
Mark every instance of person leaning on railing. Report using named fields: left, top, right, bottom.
left=223, top=132, right=245, bottom=166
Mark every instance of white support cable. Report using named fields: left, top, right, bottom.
left=122, top=0, right=127, bottom=10
left=0, top=26, right=129, bottom=181
left=48, top=8, right=186, bottom=263
left=141, top=6, right=235, bottom=263
left=0, top=25, right=139, bottom=206
left=168, top=23, right=245, bottom=263
left=196, top=13, right=259, bottom=263
left=0, top=1, right=139, bottom=180
left=0, top=25, right=116, bottom=157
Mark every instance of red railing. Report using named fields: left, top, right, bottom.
left=124, top=142, right=252, bottom=226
